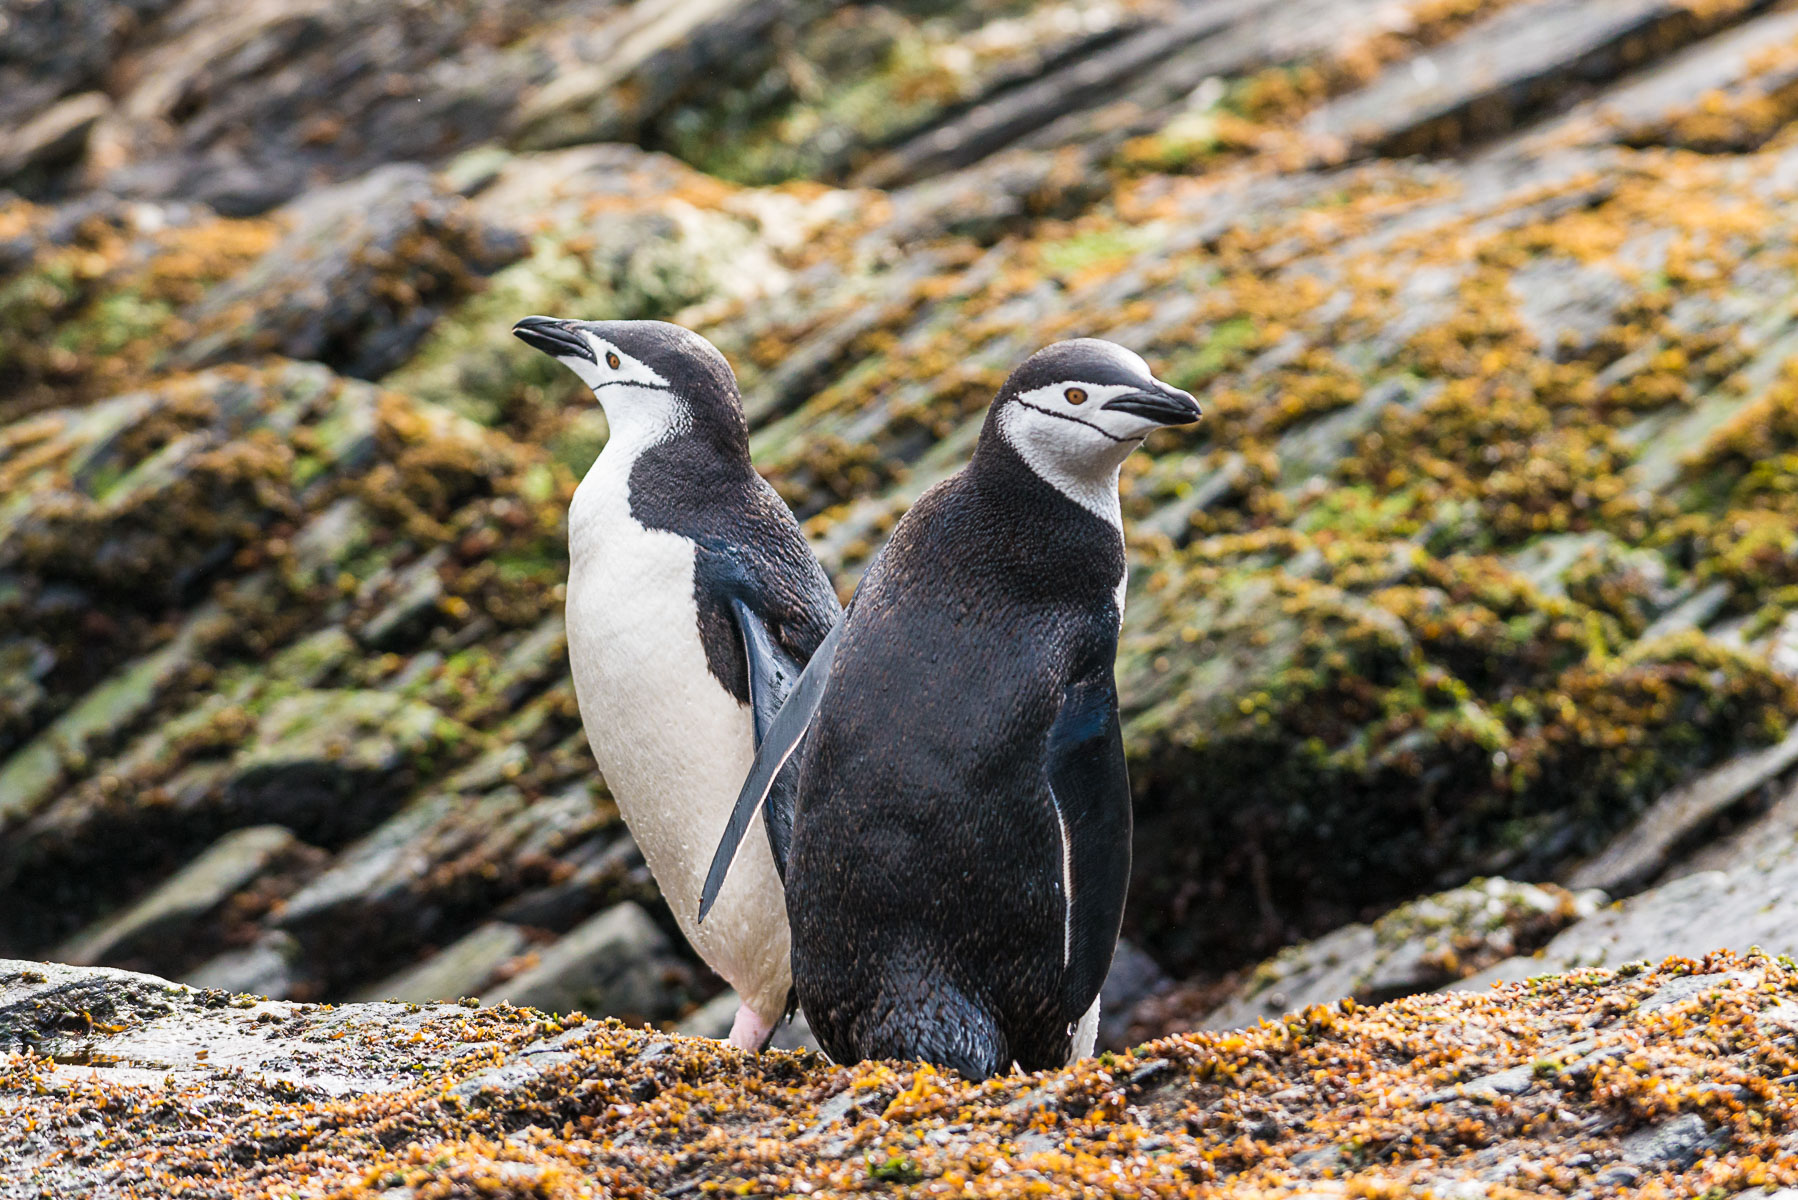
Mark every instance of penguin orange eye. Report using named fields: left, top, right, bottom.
left=606, top=351, right=621, bottom=369
left=1065, top=387, right=1088, bottom=405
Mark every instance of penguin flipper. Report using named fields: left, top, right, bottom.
left=698, top=616, right=843, bottom=923
left=730, top=595, right=800, bottom=746
left=730, top=595, right=806, bottom=878
left=1046, top=669, right=1132, bottom=1024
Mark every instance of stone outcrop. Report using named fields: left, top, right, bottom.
left=7, top=954, right=1798, bottom=1197
left=1466, top=825, right=1798, bottom=988
left=9, top=0, right=1798, bottom=1069
left=1197, top=878, right=1605, bottom=1031
left=172, top=164, right=526, bottom=380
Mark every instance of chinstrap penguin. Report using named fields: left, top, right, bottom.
left=512, top=315, right=841, bottom=1051
left=706, top=338, right=1200, bottom=1079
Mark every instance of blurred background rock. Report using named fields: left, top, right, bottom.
left=7, top=0, right=1798, bottom=1042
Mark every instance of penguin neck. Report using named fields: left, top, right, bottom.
left=963, top=433, right=1128, bottom=612
left=585, top=383, right=753, bottom=470
left=572, top=387, right=759, bottom=549
left=970, top=431, right=1121, bottom=543
left=570, top=387, right=679, bottom=545
left=977, top=414, right=1127, bottom=533
left=590, top=385, right=687, bottom=461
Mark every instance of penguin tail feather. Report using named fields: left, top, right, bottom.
left=864, top=988, right=1007, bottom=1082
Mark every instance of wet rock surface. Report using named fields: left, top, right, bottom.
left=9, top=0, right=1798, bottom=1092
left=1464, top=832, right=1798, bottom=989
left=478, top=899, right=683, bottom=1022
left=53, top=824, right=313, bottom=970
left=1201, top=878, right=1605, bottom=1030
left=352, top=920, right=531, bottom=1005
left=5, top=954, right=1798, bottom=1197
left=173, top=164, right=526, bottom=380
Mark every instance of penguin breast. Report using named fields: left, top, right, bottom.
left=564, top=454, right=791, bottom=1018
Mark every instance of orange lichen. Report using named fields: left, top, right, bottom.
left=6, top=955, right=1798, bottom=1198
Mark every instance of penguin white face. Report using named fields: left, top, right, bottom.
left=561, top=330, right=673, bottom=395
left=991, top=339, right=1201, bottom=523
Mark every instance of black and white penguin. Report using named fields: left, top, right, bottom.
left=512, top=315, right=841, bottom=1051
left=704, top=338, right=1200, bottom=1079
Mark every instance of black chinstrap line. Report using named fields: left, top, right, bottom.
left=587, top=378, right=676, bottom=394
left=1014, top=399, right=1145, bottom=444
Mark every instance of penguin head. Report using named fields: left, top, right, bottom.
left=983, top=338, right=1200, bottom=515
left=511, top=316, right=746, bottom=451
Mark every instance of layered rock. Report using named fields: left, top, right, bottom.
left=1195, top=877, right=1605, bottom=1031
left=8, top=0, right=1798, bottom=1048
left=6, top=954, right=1798, bottom=1197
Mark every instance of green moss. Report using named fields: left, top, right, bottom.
left=81, top=459, right=129, bottom=501
left=1163, top=317, right=1259, bottom=390
left=1295, top=484, right=1426, bottom=539
left=268, top=628, right=356, bottom=687
left=866, top=1153, right=921, bottom=1184
left=653, top=5, right=1034, bottom=184
left=544, top=409, right=608, bottom=478
left=1037, top=226, right=1156, bottom=278
left=491, top=543, right=562, bottom=584
left=381, top=236, right=616, bottom=426
left=385, top=216, right=731, bottom=434
left=1118, top=111, right=1227, bottom=173
left=517, top=462, right=558, bottom=506
left=53, top=290, right=176, bottom=361
left=0, top=251, right=86, bottom=390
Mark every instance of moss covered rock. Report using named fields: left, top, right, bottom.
left=11, top=0, right=1798, bottom=1038
left=7, top=953, right=1798, bottom=1197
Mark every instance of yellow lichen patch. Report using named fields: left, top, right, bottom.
left=1631, top=42, right=1798, bottom=155
left=6, top=955, right=1798, bottom=1198
left=1687, top=357, right=1798, bottom=481
left=0, top=208, right=283, bottom=419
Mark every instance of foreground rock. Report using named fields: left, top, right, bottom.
left=7, top=954, right=1798, bottom=1198
left=1201, top=877, right=1604, bottom=1030
left=15, top=0, right=1798, bottom=1039
left=1468, top=829, right=1798, bottom=989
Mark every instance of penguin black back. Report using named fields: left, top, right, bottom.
left=794, top=449, right=1124, bottom=1074
left=771, top=338, right=1201, bottom=1077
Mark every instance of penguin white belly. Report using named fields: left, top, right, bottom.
left=565, top=458, right=791, bottom=1021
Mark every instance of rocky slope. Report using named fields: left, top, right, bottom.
left=8, top=953, right=1798, bottom=1197
left=8, top=0, right=1798, bottom=1042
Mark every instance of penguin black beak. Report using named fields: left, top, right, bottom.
left=1101, top=383, right=1202, bottom=426
left=512, top=315, right=595, bottom=362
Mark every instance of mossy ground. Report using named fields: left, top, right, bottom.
left=0, top=200, right=280, bottom=419
left=6, top=954, right=1798, bottom=1197
left=7, top=0, right=1798, bottom=1015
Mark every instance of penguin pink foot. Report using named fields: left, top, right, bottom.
left=728, top=1003, right=776, bottom=1051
